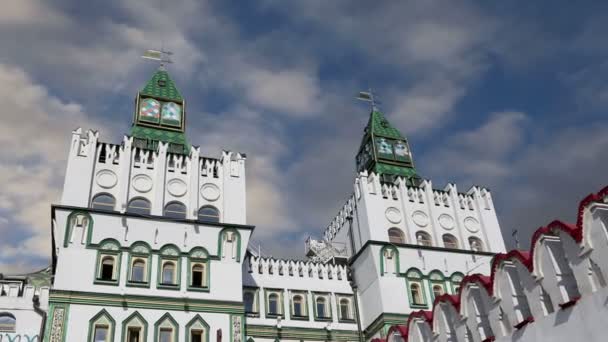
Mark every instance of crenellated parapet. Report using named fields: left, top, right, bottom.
left=321, top=171, right=504, bottom=256
left=246, top=256, right=348, bottom=282
left=386, top=185, right=608, bottom=342
left=61, top=128, right=247, bottom=224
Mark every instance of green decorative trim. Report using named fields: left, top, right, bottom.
left=363, top=313, right=409, bottom=340
left=157, top=244, right=182, bottom=290
left=230, top=315, right=245, bottom=342
left=187, top=247, right=210, bottom=292
left=218, top=228, right=242, bottom=262
left=43, top=303, right=70, bottom=342
left=126, top=242, right=152, bottom=288
left=379, top=245, right=400, bottom=275
left=264, top=289, right=284, bottom=318
left=63, top=211, right=93, bottom=248
left=245, top=325, right=358, bottom=341
left=154, top=313, right=178, bottom=342
left=54, top=205, right=255, bottom=232
left=427, top=270, right=446, bottom=302
left=289, top=291, right=309, bottom=319
left=49, top=290, right=245, bottom=314
left=121, top=311, right=148, bottom=342
left=87, top=309, right=115, bottom=342
left=185, top=314, right=210, bottom=342
left=94, top=241, right=123, bottom=286
left=449, top=272, right=465, bottom=294
left=312, top=292, right=332, bottom=321
left=349, top=240, right=496, bottom=267
left=405, top=268, right=428, bottom=308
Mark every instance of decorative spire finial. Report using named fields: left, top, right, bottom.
left=142, top=49, right=173, bottom=70
left=356, top=88, right=381, bottom=111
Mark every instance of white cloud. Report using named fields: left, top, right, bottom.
left=0, top=64, right=105, bottom=267
left=241, top=69, right=320, bottom=116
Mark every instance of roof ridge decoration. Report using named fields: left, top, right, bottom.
left=385, top=184, right=608, bottom=342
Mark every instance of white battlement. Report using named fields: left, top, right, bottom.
left=322, top=171, right=505, bottom=255
left=0, top=285, right=49, bottom=310
left=61, top=128, right=247, bottom=224
left=246, top=256, right=348, bottom=282
left=386, top=186, right=608, bottom=342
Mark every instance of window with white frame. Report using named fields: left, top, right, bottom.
left=406, top=269, right=426, bottom=307
left=314, top=294, right=331, bottom=320
left=291, top=293, right=307, bottom=317
left=158, top=245, right=181, bottom=289
left=186, top=316, right=209, bottom=342
left=416, top=231, right=432, bottom=246
left=88, top=310, right=114, bottom=342
left=266, top=291, right=282, bottom=317
left=0, top=312, right=16, bottom=332
left=244, top=289, right=258, bottom=314
left=442, top=234, right=459, bottom=249
left=128, top=242, right=150, bottom=286
left=96, top=240, right=121, bottom=285
left=337, top=297, right=353, bottom=321
left=388, top=228, right=406, bottom=244
left=469, top=236, right=484, bottom=252
left=188, top=247, right=209, bottom=290
left=122, top=312, right=146, bottom=342
left=155, top=314, right=177, bottom=342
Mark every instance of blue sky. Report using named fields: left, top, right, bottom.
left=1, top=0, right=608, bottom=273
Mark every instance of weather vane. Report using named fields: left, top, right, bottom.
left=356, top=88, right=381, bottom=111
left=142, top=49, right=173, bottom=70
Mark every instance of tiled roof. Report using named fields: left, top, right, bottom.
left=140, top=69, right=183, bottom=101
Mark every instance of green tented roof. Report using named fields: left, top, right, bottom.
left=367, top=110, right=405, bottom=139
left=140, top=69, right=183, bottom=101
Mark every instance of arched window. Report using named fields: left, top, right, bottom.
left=198, top=206, right=220, bottom=223
left=127, top=198, right=151, bottom=215
left=100, top=256, right=115, bottom=281
left=469, top=237, right=484, bottom=252
left=91, top=194, right=115, bottom=211
left=244, top=292, right=255, bottom=313
left=442, top=234, right=459, bottom=249
left=416, top=231, right=432, bottom=246
left=316, top=297, right=327, bottom=318
left=410, top=283, right=423, bottom=305
left=0, top=312, right=16, bottom=332
left=162, top=262, right=176, bottom=285
left=191, top=264, right=206, bottom=288
left=164, top=202, right=186, bottom=219
left=433, top=284, right=444, bottom=298
left=339, top=298, right=351, bottom=320
left=268, top=293, right=279, bottom=315
left=388, top=228, right=406, bottom=244
left=293, top=295, right=304, bottom=316
left=130, top=259, right=146, bottom=283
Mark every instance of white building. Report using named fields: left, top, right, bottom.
left=0, top=65, right=603, bottom=342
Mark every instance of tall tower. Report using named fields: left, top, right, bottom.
left=319, top=106, right=506, bottom=340
left=46, top=66, right=251, bottom=342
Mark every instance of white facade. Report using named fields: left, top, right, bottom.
left=386, top=187, right=608, bottom=342
left=2, top=66, right=604, bottom=342
left=0, top=279, right=49, bottom=341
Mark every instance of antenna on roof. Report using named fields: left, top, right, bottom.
left=356, top=88, right=381, bottom=111
left=142, top=49, right=173, bottom=70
